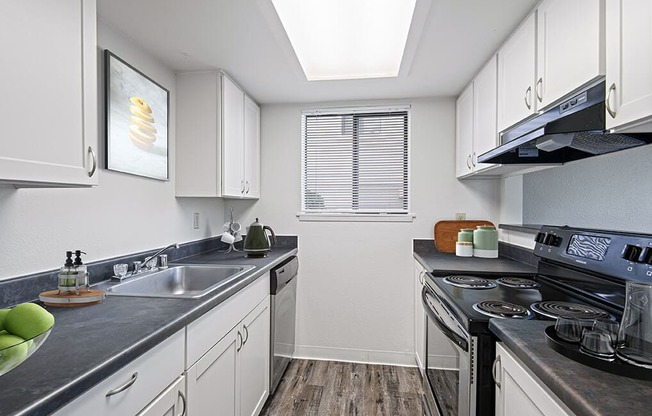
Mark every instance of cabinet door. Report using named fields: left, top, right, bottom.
left=244, top=95, right=261, bottom=199
left=473, top=55, right=498, bottom=173
left=606, top=0, right=652, bottom=130
left=537, top=0, right=603, bottom=109
left=456, top=83, right=474, bottom=178
left=239, top=297, right=271, bottom=416
left=495, top=343, right=574, bottom=416
left=137, top=376, right=186, bottom=416
left=497, top=13, right=537, bottom=133
left=222, top=75, right=245, bottom=197
left=176, top=71, right=221, bottom=197
left=0, top=0, right=98, bottom=187
left=187, top=326, right=239, bottom=416
left=414, top=261, right=426, bottom=377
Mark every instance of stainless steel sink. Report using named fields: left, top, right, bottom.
left=105, top=264, right=255, bottom=299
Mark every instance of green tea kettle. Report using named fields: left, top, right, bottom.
left=244, top=218, right=276, bottom=258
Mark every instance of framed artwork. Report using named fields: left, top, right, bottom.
left=105, top=50, right=169, bottom=180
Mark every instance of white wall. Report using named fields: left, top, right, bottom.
left=227, top=98, right=501, bottom=365
left=0, top=21, right=224, bottom=281
left=522, top=145, right=652, bottom=233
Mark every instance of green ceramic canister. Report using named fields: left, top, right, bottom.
left=457, top=228, right=474, bottom=243
left=473, top=226, right=498, bottom=258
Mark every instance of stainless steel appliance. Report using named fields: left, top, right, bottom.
left=421, top=226, right=652, bottom=416
left=269, top=256, right=298, bottom=395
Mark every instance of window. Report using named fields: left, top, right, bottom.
left=301, top=106, right=411, bottom=220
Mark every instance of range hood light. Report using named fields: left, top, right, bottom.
left=535, top=133, right=574, bottom=152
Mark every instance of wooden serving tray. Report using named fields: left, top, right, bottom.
left=434, top=220, right=495, bottom=253
left=39, top=289, right=106, bottom=307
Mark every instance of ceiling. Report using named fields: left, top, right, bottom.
left=98, top=0, right=537, bottom=104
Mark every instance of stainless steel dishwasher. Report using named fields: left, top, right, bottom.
left=269, top=256, right=299, bottom=395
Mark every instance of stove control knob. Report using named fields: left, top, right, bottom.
left=535, top=232, right=547, bottom=244
left=638, top=247, right=652, bottom=264
left=621, top=244, right=643, bottom=262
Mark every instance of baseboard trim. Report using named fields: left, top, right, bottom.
left=293, top=345, right=416, bottom=367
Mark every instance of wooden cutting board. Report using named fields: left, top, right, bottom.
left=434, top=220, right=495, bottom=253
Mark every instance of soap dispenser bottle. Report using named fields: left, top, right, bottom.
left=73, top=250, right=89, bottom=292
left=58, top=251, right=77, bottom=294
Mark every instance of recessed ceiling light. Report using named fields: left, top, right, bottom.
left=270, top=0, right=417, bottom=81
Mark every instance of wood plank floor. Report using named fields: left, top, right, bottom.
left=260, top=359, right=425, bottom=416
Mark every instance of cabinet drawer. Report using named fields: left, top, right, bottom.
left=52, top=329, right=184, bottom=416
left=187, top=273, right=270, bottom=368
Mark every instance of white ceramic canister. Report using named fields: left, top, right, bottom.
left=456, top=241, right=473, bottom=257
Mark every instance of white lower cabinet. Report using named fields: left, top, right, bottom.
left=136, top=376, right=186, bottom=416
left=51, top=330, right=185, bottom=416
left=187, top=298, right=270, bottom=416
left=414, top=260, right=426, bottom=377
left=494, top=343, right=575, bottom=416
left=186, top=273, right=271, bottom=416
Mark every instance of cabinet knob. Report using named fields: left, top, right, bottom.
left=606, top=83, right=617, bottom=119
left=87, top=146, right=97, bottom=177
left=525, top=86, right=532, bottom=110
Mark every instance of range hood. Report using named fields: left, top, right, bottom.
left=478, top=82, right=652, bottom=164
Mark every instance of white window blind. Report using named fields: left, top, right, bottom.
left=301, top=106, right=410, bottom=215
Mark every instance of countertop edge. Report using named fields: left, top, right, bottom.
left=21, top=248, right=298, bottom=416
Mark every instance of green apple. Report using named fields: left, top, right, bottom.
left=4, top=303, right=54, bottom=340
left=0, top=334, right=28, bottom=367
left=0, top=309, right=10, bottom=331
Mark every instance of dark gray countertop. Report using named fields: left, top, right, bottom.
left=0, top=244, right=297, bottom=416
left=413, top=240, right=537, bottom=276
left=490, top=319, right=652, bottom=416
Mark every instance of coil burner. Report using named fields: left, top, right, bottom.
left=442, top=276, right=497, bottom=289
left=472, top=301, right=532, bottom=319
left=495, top=277, right=540, bottom=289
left=530, top=301, right=611, bottom=320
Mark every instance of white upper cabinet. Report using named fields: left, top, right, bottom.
left=176, top=71, right=260, bottom=198
left=222, top=76, right=246, bottom=198
left=243, top=95, right=261, bottom=199
left=0, top=0, right=98, bottom=187
left=605, top=0, right=652, bottom=131
left=456, top=55, right=500, bottom=179
left=497, top=13, right=537, bottom=133
left=456, top=83, right=475, bottom=178
left=537, top=0, right=604, bottom=109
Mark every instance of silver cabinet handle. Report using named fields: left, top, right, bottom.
left=472, top=152, right=476, bottom=167
left=606, top=83, right=617, bottom=119
left=243, top=324, right=249, bottom=344
left=87, top=146, right=97, bottom=177
left=492, top=355, right=501, bottom=388
left=240, top=181, right=245, bottom=193
left=245, top=181, right=250, bottom=194
left=106, top=372, right=138, bottom=397
left=236, top=330, right=243, bottom=352
left=536, top=78, right=543, bottom=103
left=178, top=389, right=187, bottom=416
left=525, top=86, right=532, bottom=110
left=466, top=155, right=471, bottom=169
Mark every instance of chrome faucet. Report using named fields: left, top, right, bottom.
left=140, top=243, right=179, bottom=272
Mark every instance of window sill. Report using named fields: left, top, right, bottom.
left=297, top=212, right=416, bottom=223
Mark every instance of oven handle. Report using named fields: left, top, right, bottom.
left=422, top=287, right=469, bottom=352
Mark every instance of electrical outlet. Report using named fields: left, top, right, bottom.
left=193, top=212, right=200, bottom=229
left=455, top=212, right=466, bottom=220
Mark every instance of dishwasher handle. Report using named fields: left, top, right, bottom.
left=271, top=256, right=298, bottom=294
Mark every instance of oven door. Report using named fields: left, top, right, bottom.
left=422, top=286, right=476, bottom=416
